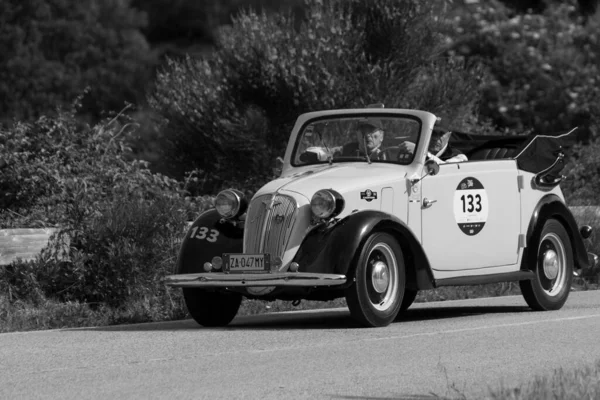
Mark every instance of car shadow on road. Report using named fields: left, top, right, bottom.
left=399, top=304, right=530, bottom=323
left=74, top=304, right=530, bottom=332
left=329, top=395, right=442, bottom=400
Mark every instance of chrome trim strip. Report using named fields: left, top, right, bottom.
left=165, top=272, right=347, bottom=287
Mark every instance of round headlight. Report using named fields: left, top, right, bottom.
left=311, top=189, right=344, bottom=219
left=215, top=189, right=247, bottom=219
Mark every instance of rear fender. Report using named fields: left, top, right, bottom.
left=176, top=210, right=243, bottom=274
left=525, top=194, right=590, bottom=271
left=292, top=210, right=435, bottom=290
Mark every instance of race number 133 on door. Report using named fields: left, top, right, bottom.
left=453, top=177, right=489, bottom=236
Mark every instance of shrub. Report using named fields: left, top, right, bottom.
left=0, top=0, right=153, bottom=122
left=449, top=0, right=600, bottom=139
left=0, top=100, right=196, bottom=308
left=149, top=0, right=485, bottom=189
left=562, top=138, right=600, bottom=205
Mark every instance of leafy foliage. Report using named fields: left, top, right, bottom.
left=149, top=0, right=485, bottom=190
left=449, top=0, right=600, bottom=140
left=0, top=0, right=153, bottom=122
left=0, top=100, right=199, bottom=307
left=563, top=139, right=600, bottom=205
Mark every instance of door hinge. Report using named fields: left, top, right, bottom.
left=518, top=234, right=526, bottom=248
left=517, top=175, right=524, bottom=191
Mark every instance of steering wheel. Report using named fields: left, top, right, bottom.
left=381, top=146, right=413, bottom=162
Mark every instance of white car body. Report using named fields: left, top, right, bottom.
left=166, top=108, right=595, bottom=327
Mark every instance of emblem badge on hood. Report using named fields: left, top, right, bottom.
left=360, top=189, right=377, bottom=202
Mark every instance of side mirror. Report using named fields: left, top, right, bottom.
left=410, top=159, right=440, bottom=185
left=425, top=159, right=440, bottom=176
left=272, top=157, right=284, bottom=177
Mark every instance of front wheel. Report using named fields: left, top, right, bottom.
left=400, top=289, right=418, bottom=312
left=345, top=232, right=405, bottom=327
left=520, top=219, right=573, bottom=311
left=183, top=288, right=242, bottom=327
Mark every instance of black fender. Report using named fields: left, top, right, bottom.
left=176, top=209, right=243, bottom=274
left=524, top=194, right=590, bottom=271
left=292, top=210, right=435, bottom=290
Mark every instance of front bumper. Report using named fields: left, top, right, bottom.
left=164, top=272, right=347, bottom=288
left=589, top=252, right=599, bottom=268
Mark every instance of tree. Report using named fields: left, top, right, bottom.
left=149, top=0, right=485, bottom=190
left=0, top=0, right=153, bottom=122
left=449, top=0, right=600, bottom=139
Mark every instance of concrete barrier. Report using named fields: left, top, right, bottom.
left=0, top=228, right=59, bottom=265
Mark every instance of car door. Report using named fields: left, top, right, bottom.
left=420, top=160, right=521, bottom=271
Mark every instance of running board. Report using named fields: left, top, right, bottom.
left=435, top=271, right=535, bottom=287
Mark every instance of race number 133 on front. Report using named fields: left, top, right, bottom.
left=453, top=177, right=489, bottom=236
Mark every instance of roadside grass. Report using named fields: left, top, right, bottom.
left=0, top=292, right=188, bottom=334
left=482, top=360, right=600, bottom=400
left=2, top=277, right=598, bottom=333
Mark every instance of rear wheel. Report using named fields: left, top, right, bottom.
left=183, top=288, right=242, bottom=327
left=345, top=232, right=405, bottom=327
left=520, top=219, right=573, bottom=311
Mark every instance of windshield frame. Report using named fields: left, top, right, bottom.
left=290, top=113, right=423, bottom=167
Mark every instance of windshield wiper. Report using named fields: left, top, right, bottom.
left=362, top=134, right=371, bottom=164
left=317, top=131, right=334, bottom=165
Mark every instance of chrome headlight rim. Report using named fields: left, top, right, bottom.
left=215, top=189, right=248, bottom=219
left=310, top=189, right=344, bottom=219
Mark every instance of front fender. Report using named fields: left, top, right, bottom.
left=525, top=194, right=590, bottom=271
left=292, top=210, right=435, bottom=290
left=176, top=210, right=243, bottom=274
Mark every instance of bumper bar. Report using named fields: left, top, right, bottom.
left=165, top=272, right=347, bottom=288
left=589, top=252, right=599, bottom=269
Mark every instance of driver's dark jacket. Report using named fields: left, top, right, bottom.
left=335, top=142, right=387, bottom=160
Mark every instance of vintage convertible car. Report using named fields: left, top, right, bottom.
left=165, top=107, right=598, bottom=327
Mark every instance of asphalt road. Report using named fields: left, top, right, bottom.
left=2, top=291, right=600, bottom=400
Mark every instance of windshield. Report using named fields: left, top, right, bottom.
left=292, top=115, right=421, bottom=166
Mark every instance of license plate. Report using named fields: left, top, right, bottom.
left=223, top=254, right=270, bottom=273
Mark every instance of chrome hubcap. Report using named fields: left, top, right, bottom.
left=366, top=242, right=399, bottom=311
left=371, top=261, right=390, bottom=293
left=543, top=250, right=559, bottom=280
left=538, top=232, right=567, bottom=296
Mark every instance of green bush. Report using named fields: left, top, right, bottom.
left=0, top=100, right=197, bottom=308
left=449, top=0, right=600, bottom=139
left=562, top=138, right=600, bottom=205
left=0, top=0, right=153, bottom=122
left=149, top=0, right=485, bottom=189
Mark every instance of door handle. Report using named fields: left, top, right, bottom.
left=422, top=198, right=437, bottom=208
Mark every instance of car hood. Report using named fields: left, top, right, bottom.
left=255, top=163, right=407, bottom=200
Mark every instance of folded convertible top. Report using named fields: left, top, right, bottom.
left=447, top=127, right=578, bottom=174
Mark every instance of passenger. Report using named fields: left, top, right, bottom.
left=398, top=129, right=467, bottom=163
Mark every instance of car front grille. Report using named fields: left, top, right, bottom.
left=244, top=194, right=297, bottom=258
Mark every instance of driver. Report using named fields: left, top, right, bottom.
left=335, top=119, right=387, bottom=160
left=398, top=129, right=467, bottom=163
